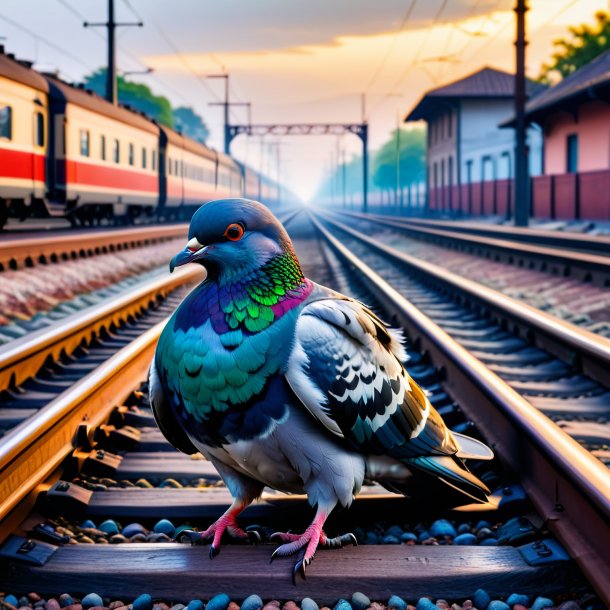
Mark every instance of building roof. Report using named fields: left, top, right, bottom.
left=0, top=47, right=49, bottom=93
left=514, top=48, right=610, bottom=123
left=405, top=67, right=544, bottom=122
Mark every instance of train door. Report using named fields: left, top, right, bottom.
left=32, top=103, right=46, bottom=200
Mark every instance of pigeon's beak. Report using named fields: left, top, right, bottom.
left=169, top=237, right=209, bottom=273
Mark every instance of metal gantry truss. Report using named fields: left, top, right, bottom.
left=227, top=123, right=369, bottom=212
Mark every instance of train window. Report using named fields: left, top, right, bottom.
left=175, top=160, right=179, bottom=175
left=142, top=147, right=147, bottom=169
left=100, top=135, right=106, bottom=161
left=80, top=129, right=90, bottom=157
left=113, top=138, right=120, bottom=163
left=129, top=143, right=135, bottom=166
left=168, top=157, right=172, bottom=175
left=0, top=105, right=12, bottom=140
left=35, top=111, right=44, bottom=147
left=152, top=150, right=156, bottom=171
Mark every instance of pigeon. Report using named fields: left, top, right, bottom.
left=150, top=198, right=493, bottom=579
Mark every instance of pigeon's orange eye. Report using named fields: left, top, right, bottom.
left=224, top=223, right=244, bottom=241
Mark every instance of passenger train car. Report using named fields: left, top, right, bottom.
left=0, top=46, right=279, bottom=228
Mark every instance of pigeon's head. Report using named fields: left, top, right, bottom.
left=170, top=198, right=297, bottom=279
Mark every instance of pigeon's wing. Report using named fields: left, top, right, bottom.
left=285, top=297, right=458, bottom=458
left=149, top=357, right=199, bottom=455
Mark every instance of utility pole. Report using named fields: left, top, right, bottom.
left=514, top=0, right=529, bottom=226
left=361, top=92, right=368, bottom=213
left=84, top=0, right=142, bottom=105
left=207, top=73, right=230, bottom=154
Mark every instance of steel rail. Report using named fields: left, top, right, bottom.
left=0, top=224, right=188, bottom=271
left=0, top=266, right=203, bottom=393
left=0, top=321, right=164, bottom=530
left=310, top=212, right=610, bottom=604
left=320, top=212, right=610, bottom=389
left=361, top=213, right=610, bottom=257
left=340, top=211, right=610, bottom=284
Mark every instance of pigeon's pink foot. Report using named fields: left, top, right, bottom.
left=180, top=501, right=259, bottom=558
left=270, top=512, right=357, bottom=582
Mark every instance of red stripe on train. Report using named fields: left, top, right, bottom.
left=61, top=160, right=158, bottom=193
left=0, top=147, right=46, bottom=180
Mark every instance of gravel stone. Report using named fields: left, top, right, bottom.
left=401, top=532, right=417, bottom=543
left=240, top=596, right=263, bottom=610
left=132, top=595, right=153, bottom=610
left=122, top=523, right=147, bottom=538
left=59, top=597, right=74, bottom=609
left=207, top=594, right=230, bottom=610
left=479, top=538, right=498, bottom=546
left=301, top=599, right=319, bottom=610
left=62, top=605, right=82, bottom=610
left=454, top=533, right=476, bottom=545
left=185, top=603, right=203, bottom=610
left=109, top=534, right=128, bottom=544
left=474, top=520, right=490, bottom=531
left=333, top=600, right=352, bottom=610
left=473, top=589, right=491, bottom=610
left=418, top=531, right=431, bottom=542
left=153, top=519, right=176, bottom=537
left=109, top=602, right=125, bottom=609
left=476, top=528, right=495, bottom=541
left=436, top=601, right=449, bottom=609
left=556, top=603, right=581, bottom=610
left=416, top=600, right=436, bottom=610
left=4, top=598, right=18, bottom=608
left=387, top=596, right=407, bottom=610
left=364, top=531, right=379, bottom=544
left=457, top=524, right=471, bottom=534
left=282, top=603, right=298, bottom=610
left=505, top=596, right=529, bottom=608
left=80, top=520, right=96, bottom=529
left=27, top=595, right=41, bottom=604
left=228, top=603, right=240, bottom=610
left=350, top=593, right=370, bottom=610
left=487, top=602, right=510, bottom=610
left=98, top=520, right=120, bottom=536
left=430, top=519, right=457, bottom=538
left=382, top=535, right=401, bottom=544
left=531, top=599, right=554, bottom=610
left=46, top=601, right=60, bottom=610
left=169, top=605, right=185, bottom=610
left=385, top=525, right=404, bottom=538
left=81, top=595, right=103, bottom=609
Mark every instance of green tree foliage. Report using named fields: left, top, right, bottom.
left=373, top=126, right=425, bottom=191
left=538, top=11, right=610, bottom=84
left=173, top=106, right=209, bottom=143
left=314, top=125, right=425, bottom=204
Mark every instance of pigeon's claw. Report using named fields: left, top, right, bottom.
left=245, top=524, right=268, bottom=544
left=322, top=532, right=358, bottom=549
left=292, top=553, right=309, bottom=585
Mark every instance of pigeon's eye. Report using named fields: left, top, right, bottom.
left=224, top=223, right=244, bottom=241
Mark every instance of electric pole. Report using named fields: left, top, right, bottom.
left=514, top=0, right=529, bottom=226
left=84, top=0, right=142, bottom=105
left=207, top=74, right=230, bottom=154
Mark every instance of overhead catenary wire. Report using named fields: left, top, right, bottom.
left=367, top=0, right=449, bottom=119
left=363, top=0, right=419, bottom=95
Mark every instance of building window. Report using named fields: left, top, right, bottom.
left=128, top=143, right=135, bottom=166
left=80, top=129, right=90, bottom=157
left=482, top=155, right=494, bottom=181
left=142, top=147, right=147, bottom=169
left=447, top=112, right=452, bottom=139
left=465, top=159, right=473, bottom=183
left=35, top=111, right=45, bottom=147
left=566, top=134, right=578, bottom=173
left=100, top=135, right=106, bottom=161
left=0, top=105, right=12, bottom=140
left=113, top=138, right=120, bottom=163
left=152, top=150, right=156, bottom=171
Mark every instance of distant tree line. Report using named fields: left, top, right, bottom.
left=315, top=126, right=425, bottom=205
left=83, top=68, right=210, bottom=143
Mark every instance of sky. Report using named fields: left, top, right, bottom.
left=1, top=0, right=608, bottom=202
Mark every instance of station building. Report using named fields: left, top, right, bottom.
left=405, top=67, right=544, bottom=217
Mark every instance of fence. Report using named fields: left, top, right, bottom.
left=428, top=169, right=610, bottom=221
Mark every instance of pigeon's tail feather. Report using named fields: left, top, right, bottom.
left=452, top=432, right=494, bottom=460
left=407, top=455, right=490, bottom=504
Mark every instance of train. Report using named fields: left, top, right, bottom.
left=0, top=46, right=285, bottom=228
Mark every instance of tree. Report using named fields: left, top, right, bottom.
left=173, top=106, right=209, bottom=143
left=538, top=11, right=610, bottom=84
left=372, top=127, right=425, bottom=195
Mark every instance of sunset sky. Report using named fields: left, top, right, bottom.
left=1, top=0, right=608, bottom=201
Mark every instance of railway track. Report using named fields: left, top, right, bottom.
left=0, top=211, right=608, bottom=607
